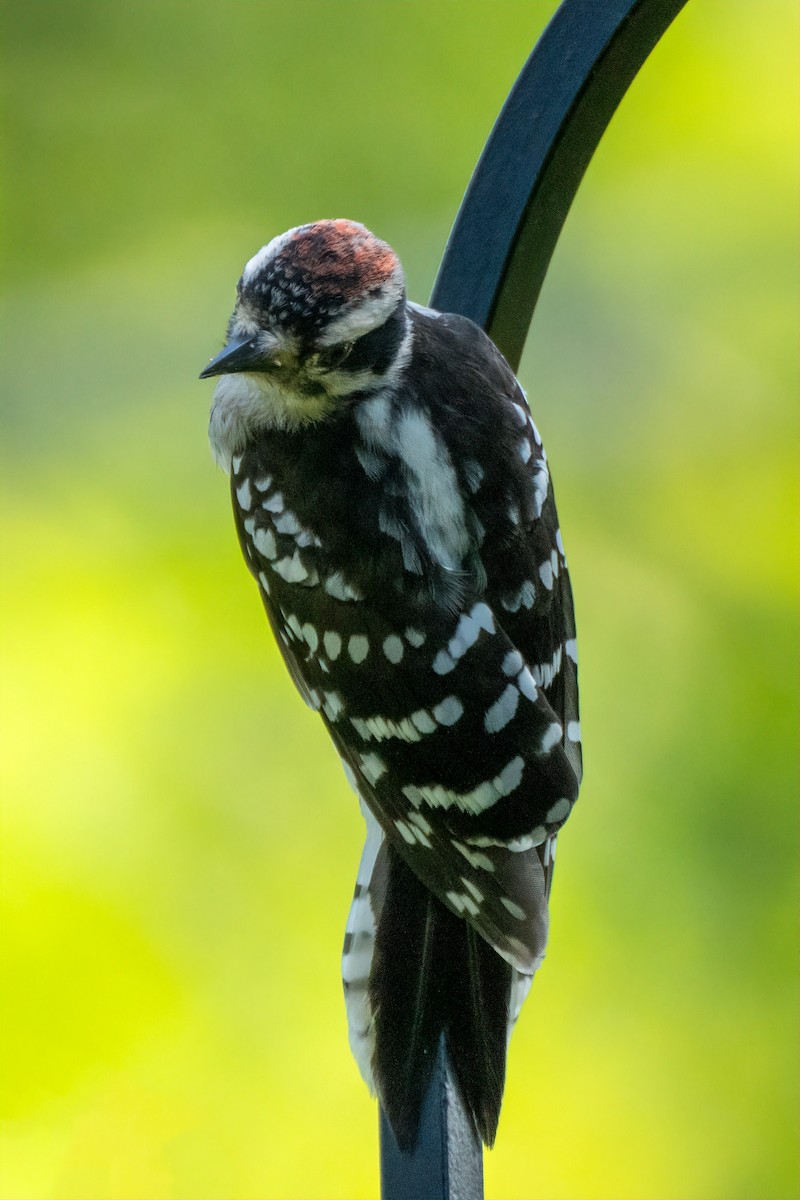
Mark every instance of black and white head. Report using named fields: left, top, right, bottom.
left=203, top=220, right=410, bottom=464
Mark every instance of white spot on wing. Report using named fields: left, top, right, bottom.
left=503, top=650, right=524, bottom=677
left=359, top=752, right=387, bottom=786
left=466, top=827, right=546, bottom=851
left=500, top=895, right=526, bottom=921
left=273, top=552, right=310, bottom=583
left=432, top=649, right=456, bottom=675
left=274, top=511, right=302, bottom=535
left=531, top=646, right=563, bottom=690
left=532, top=465, right=549, bottom=517
left=501, top=580, right=535, bottom=612
left=448, top=602, right=494, bottom=660
left=395, top=817, right=432, bottom=849
left=461, top=877, right=484, bottom=904
left=484, top=684, right=519, bottom=733
left=546, top=797, right=571, bottom=824
left=402, top=755, right=524, bottom=814
left=262, top=491, right=285, bottom=513
left=454, top=842, right=495, bottom=871
left=540, top=722, right=563, bottom=753
left=323, top=631, right=342, bottom=661
left=382, top=635, right=404, bottom=664
left=433, top=695, right=464, bottom=726
left=322, top=691, right=345, bottom=721
left=445, top=890, right=480, bottom=918
left=395, top=819, right=417, bottom=846
left=352, top=713, right=423, bottom=744
left=348, top=635, right=369, bottom=664
left=253, top=527, right=277, bottom=560
left=301, top=623, right=319, bottom=652
left=520, top=667, right=537, bottom=700
left=325, top=572, right=363, bottom=602
left=496, top=756, right=524, bottom=796
left=236, top=478, right=252, bottom=510
left=411, top=709, right=437, bottom=734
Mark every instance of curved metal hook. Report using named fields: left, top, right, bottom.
left=430, top=0, right=689, bottom=372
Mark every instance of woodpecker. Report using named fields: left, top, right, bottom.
left=201, top=219, right=582, bottom=1149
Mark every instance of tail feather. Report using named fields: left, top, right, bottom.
left=342, top=801, right=386, bottom=1085
left=445, top=923, right=511, bottom=1147
left=370, top=847, right=513, bottom=1149
left=343, top=833, right=556, bottom=1150
left=370, top=851, right=452, bottom=1149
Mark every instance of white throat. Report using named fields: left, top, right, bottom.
left=208, top=373, right=335, bottom=471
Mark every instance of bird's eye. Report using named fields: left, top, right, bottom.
left=322, top=340, right=355, bottom=370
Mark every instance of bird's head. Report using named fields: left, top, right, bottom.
left=201, top=220, right=409, bottom=424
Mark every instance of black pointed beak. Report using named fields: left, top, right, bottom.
left=199, top=334, right=262, bottom=379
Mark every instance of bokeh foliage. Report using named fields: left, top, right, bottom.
left=1, top=2, right=797, bottom=1198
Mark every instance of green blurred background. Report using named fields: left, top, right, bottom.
left=1, top=2, right=797, bottom=1197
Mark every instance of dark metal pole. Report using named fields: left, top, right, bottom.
left=379, top=0, right=688, bottom=1196
left=379, top=1040, right=483, bottom=1200
left=431, top=0, right=689, bottom=374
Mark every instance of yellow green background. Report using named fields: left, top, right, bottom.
left=2, top=2, right=797, bottom=1197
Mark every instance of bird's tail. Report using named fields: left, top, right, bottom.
left=342, top=810, right=553, bottom=1150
